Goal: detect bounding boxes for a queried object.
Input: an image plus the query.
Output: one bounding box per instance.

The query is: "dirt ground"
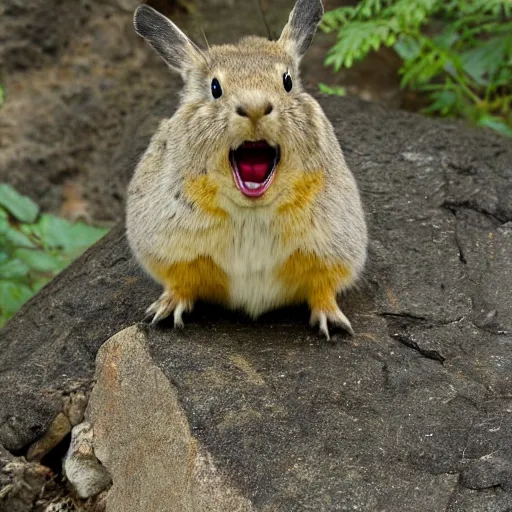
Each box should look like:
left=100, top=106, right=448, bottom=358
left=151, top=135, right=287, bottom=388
left=0, top=0, right=405, bottom=224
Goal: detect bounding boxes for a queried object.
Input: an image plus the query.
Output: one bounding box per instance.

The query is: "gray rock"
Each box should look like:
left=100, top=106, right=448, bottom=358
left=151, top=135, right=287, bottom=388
left=0, top=445, right=54, bottom=512
left=461, top=455, right=512, bottom=491
left=1, top=96, right=512, bottom=510
left=83, top=326, right=252, bottom=511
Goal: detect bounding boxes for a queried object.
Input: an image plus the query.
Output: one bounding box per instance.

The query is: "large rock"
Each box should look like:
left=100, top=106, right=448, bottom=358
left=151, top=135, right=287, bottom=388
left=1, top=95, right=512, bottom=510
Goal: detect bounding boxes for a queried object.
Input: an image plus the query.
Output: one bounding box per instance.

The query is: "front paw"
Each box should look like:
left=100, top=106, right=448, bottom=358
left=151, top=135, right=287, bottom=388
left=145, top=291, right=193, bottom=328
left=309, top=306, right=354, bottom=340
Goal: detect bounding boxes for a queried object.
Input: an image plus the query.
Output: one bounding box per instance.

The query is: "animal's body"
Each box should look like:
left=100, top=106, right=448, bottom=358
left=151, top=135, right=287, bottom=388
left=126, top=0, right=367, bottom=338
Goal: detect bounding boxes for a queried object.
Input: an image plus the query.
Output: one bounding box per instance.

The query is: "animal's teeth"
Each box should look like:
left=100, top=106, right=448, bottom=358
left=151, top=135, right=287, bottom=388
left=244, top=181, right=261, bottom=189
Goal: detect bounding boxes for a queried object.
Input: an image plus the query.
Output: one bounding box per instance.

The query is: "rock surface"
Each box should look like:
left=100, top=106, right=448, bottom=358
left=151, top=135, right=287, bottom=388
left=64, top=422, right=112, bottom=499
left=1, top=95, right=512, bottom=510
left=84, top=326, right=252, bottom=511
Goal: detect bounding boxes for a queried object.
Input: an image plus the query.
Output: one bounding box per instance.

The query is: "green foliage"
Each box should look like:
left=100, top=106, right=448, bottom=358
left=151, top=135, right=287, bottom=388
left=0, top=184, right=109, bottom=327
left=321, top=0, right=512, bottom=136
left=318, top=83, right=347, bottom=96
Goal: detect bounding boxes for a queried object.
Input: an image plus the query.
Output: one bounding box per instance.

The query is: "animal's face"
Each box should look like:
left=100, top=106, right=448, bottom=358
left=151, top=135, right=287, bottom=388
left=133, top=0, right=324, bottom=207
left=180, top=40, right=307, bottom=205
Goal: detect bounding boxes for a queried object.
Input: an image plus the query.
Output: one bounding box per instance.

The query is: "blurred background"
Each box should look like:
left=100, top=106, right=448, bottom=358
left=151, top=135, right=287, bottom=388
left=0, top=0, right=511, bottom=325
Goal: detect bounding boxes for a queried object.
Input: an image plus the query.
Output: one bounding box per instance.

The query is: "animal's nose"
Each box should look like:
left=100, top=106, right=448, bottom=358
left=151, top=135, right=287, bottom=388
left=236, top=102, right=273, bottom=120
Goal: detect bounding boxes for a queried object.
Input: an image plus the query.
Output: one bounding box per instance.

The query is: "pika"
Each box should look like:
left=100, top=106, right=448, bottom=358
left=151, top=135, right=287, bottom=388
left=126, top=0, right=368, bottom=339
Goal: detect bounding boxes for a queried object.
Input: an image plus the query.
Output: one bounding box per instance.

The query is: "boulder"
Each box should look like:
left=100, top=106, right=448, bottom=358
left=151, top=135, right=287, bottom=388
left=1, top=95, right=512, bottom=510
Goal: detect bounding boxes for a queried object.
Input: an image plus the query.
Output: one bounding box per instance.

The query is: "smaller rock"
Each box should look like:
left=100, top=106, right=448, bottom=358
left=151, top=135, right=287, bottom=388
left=26, top=413, right=71, bottom=462
left=63, top=392, right=88, bottom=427
left=64, top=423, right=112, bottom=499
left=0, top=444, right=55, bottom=512
left=43, top=497, right=76, bottom=512
left=86, top=325, right=253, bottom=511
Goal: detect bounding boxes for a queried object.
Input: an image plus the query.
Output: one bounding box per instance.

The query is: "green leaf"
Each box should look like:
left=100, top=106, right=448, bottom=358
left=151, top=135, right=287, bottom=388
left=433, top=27, right=459, bottom=50
left=0, top=281, right=34, bottom=318
left=0, top=208, right=8, bottom=233
left=422, top=89, right=459, bottom=115
left=0, top=184, right=39, bottom=223
left=325, top=20, right=395, bottom=70
left=477, top=116, right=512, bottom=137
left=390, top=0, right=436, bottom=28
left=32, top=278, right=51, bottom=293
left=459, top=36, right=508, bottom=85
left=385, top=33, right=397, bottom=46
left=13, top=248, right=63, bottom=273
left=32, top=215, right=108, bottom=255
left=394, top=35, right=421, bottom=60
left=360, top=4, right=372, bottom=17
left=318, top=83, right=347, bottom=96
left=0, top=184, right=109, bottom=323
left=4, top=225, right=37, bottom=249
left=320, top=6, right=354, bottom=32
left=0, top=259, right=30, bottom=280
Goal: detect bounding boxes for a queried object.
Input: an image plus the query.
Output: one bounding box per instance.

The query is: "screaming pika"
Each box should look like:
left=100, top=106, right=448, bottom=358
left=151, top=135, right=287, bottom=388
left=126, top=0, right=368, bottom=339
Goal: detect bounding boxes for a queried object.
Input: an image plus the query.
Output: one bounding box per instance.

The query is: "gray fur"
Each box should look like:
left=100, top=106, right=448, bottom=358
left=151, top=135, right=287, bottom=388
left=279, top=0, right=324, bottom=59
left=133, top=4, right=203, bottom=74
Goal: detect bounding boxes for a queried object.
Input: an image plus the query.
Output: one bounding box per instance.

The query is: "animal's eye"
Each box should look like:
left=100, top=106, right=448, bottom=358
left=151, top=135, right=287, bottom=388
left=211, top=78, right=222, bottom=99
left=283, top=72, right=292, bottom=92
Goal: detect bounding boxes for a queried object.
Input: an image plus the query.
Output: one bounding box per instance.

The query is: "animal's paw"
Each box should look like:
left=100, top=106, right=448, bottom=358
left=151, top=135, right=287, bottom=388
left=309, top=306, right=354, bottom=340
left=145, top=291, right=193, bottom=328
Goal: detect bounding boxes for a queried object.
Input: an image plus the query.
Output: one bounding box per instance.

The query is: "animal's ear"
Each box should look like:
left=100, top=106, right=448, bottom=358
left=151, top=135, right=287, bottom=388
left=133, top=4, right=204, bottom=75
left=278, top=0, right=324, bottom=61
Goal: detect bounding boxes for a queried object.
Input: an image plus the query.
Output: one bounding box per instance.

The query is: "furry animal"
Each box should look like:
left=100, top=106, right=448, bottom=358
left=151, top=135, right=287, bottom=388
left=126, top=0, right=367, bottom=339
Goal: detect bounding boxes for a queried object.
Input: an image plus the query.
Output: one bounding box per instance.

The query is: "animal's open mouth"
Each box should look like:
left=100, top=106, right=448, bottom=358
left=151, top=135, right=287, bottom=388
left=229, top=141, right=280, bottom=198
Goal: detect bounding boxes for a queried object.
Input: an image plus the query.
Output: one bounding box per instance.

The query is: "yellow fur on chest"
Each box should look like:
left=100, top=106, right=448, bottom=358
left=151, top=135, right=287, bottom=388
left=146, top=170, right=349, bottom=315
left=184, top=174, right=229, bottom=219
left=277, top=251, right=350, bottom=311
left=275, top=170, right=325, bottom=242
left=147, top=249, right=350, bottom=316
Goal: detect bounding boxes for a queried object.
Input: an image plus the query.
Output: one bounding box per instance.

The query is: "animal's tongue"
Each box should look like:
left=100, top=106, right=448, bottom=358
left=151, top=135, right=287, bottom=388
left=238, top=154, right=272, bottom=183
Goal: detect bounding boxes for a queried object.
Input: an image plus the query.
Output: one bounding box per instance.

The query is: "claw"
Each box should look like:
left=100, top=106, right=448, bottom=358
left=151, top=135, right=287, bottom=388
left=173, top=300, right=193, bottom=328
left=310, top=306, right=354, bottom=340
left=152, top=304, right=170, bottom=324
left=146, top=291, right=192, bottom=328
left=146, top=292, right=175, bottom=324
left=332, top=308, right=354, bottom=336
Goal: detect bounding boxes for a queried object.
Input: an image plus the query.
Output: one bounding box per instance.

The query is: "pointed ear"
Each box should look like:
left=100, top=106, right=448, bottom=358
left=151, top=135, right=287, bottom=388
left=133, top=4, right=204, bottom=75
left=278, top=0, right=324, bottom=61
